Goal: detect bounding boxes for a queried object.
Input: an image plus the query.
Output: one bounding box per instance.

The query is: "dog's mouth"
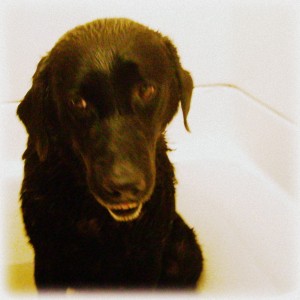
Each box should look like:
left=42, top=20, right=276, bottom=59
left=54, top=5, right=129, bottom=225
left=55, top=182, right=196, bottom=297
left=107, top=202, right=143, bottom=222
left=93, top=196, right=143, bottom=222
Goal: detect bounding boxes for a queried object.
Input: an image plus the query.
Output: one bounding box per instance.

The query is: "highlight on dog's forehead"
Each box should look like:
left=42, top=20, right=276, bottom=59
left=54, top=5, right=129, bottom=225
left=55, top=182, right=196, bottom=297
left=82, top=58, right=141, bottom=85
left=91, top=46, right=169, bottom=84
left=93, top=48, right=116, bottom=74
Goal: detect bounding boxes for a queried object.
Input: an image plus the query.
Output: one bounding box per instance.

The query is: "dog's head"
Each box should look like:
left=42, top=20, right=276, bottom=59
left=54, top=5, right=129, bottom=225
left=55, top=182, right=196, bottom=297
left=17, top=19, right=193, bottom=222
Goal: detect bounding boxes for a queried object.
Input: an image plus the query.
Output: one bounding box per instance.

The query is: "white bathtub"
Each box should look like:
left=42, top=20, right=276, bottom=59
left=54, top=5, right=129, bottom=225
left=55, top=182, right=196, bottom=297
left=168, top=86, right=300, bottom=298
left=1, top=85, right=299, bottom=298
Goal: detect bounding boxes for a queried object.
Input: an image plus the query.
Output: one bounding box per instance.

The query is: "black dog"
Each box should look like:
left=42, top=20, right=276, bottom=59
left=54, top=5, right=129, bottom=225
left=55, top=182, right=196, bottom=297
left=17, top=18, right=203, bottom=291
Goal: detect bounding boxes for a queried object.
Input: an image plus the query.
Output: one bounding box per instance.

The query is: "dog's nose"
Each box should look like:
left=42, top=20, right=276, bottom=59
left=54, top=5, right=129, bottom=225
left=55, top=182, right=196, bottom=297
left=103, top=163, right=146, bottom=200
left=103, top=176, right=146, bottom=200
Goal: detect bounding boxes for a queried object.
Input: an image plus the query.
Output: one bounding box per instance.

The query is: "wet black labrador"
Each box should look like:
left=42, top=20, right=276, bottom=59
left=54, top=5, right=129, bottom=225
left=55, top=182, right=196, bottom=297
left=17, top=18, right=203, bottom=291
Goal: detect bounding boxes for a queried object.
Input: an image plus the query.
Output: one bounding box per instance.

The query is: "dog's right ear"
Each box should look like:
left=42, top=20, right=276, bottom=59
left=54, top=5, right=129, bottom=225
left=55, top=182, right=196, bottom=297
left=163, top=38, right=194, bottom=132
left=17, top=56, right=51, bottom=161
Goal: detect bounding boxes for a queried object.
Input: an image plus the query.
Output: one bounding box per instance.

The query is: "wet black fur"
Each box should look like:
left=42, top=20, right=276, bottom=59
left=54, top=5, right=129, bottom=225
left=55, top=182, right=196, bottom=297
left=17, top=18, right=203, bottom=291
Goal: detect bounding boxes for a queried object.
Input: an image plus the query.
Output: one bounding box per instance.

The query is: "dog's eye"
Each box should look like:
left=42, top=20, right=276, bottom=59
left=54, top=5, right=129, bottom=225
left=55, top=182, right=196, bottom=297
left=133, top=83, right=156, bottom=103
left=70, top=98, right=87, bottom=109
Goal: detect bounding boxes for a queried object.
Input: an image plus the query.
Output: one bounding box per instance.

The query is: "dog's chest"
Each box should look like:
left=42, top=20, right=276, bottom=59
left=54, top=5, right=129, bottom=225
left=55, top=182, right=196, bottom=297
left=75, top=217, right=147, bottom=251
left=73, top=216, right=160, bottom=276
left=76, top=218, right=103, bottom=238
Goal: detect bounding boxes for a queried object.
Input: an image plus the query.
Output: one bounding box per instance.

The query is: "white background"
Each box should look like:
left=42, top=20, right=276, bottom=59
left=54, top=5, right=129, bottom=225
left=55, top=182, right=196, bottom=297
left=1, top=0, right=300, bottom=298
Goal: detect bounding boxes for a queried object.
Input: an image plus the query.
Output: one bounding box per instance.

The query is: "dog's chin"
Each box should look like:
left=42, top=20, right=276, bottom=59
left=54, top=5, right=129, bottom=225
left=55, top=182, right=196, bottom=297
left=94, top=196, right=143, bottom=222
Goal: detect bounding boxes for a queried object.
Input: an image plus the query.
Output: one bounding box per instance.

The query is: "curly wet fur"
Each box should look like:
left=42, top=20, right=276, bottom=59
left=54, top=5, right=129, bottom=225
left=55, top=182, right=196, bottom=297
left=17, top=18, right=203, bottom=291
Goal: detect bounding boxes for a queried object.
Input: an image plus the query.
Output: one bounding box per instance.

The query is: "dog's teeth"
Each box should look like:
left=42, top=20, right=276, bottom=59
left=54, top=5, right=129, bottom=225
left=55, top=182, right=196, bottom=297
left=109, top=203, right=138, bottom=210
left=107, top=203, right=143, bottom=222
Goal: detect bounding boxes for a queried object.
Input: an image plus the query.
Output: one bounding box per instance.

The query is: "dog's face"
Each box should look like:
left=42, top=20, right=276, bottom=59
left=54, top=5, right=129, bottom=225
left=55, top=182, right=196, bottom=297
left=17, top=19, right=193, bottom=222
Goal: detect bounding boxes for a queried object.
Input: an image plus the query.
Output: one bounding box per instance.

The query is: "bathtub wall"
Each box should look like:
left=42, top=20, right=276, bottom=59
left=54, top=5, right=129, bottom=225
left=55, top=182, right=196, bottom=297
left=1, top=0, right=299, bottom=121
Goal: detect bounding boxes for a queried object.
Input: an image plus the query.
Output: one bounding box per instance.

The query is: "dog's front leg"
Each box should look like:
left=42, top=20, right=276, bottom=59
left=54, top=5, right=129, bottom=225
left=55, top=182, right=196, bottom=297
left=34, top=248, right=70, bottom=293
left=158, top=214, right=203, bottom=289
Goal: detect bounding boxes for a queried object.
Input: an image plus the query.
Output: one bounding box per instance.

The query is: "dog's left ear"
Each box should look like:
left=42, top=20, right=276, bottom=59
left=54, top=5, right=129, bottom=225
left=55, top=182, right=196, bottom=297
left=178, top=69, right=193, bottom=132
left=17, top=55, right=51, bottom=161
left=164, top=38, right=193, bottom=132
